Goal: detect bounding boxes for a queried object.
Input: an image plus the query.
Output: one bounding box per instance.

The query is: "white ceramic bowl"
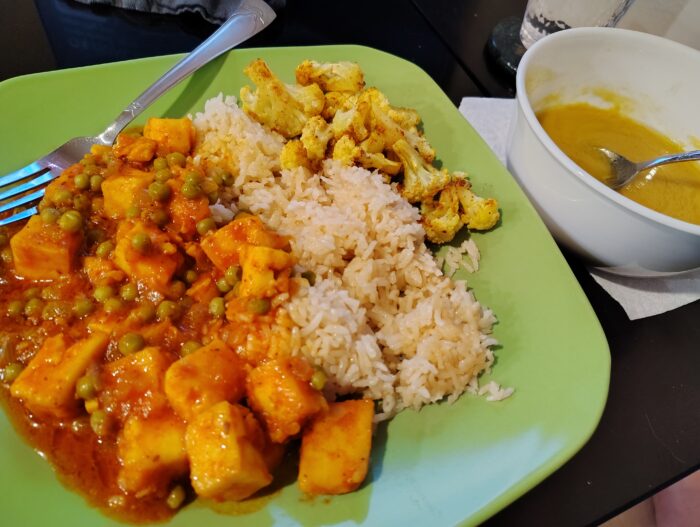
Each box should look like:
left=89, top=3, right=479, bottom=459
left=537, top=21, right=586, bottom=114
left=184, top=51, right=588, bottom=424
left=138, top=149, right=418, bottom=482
left=507, top=27, right=700, bottom=276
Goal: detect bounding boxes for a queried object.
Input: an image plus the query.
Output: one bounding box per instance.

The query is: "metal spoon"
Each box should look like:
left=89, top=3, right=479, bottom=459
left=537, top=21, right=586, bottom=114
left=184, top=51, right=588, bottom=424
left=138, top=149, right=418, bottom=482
left=598, top=147, right=700, bottom=189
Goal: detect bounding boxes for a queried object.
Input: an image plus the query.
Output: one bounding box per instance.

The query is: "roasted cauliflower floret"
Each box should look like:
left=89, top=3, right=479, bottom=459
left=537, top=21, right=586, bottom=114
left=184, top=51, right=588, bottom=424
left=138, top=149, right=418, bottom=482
left=321, top=91, right=354, bottom=120
left=332, top=135, right=361, bottom=166
left=421, top=177, right=500, bottom=243
left=240, top=59, right=325, bottom=138
left=301, top=116, right=333, bottom=161
left=331, top=96, right=370, bottom=142
left=366, top=88, right=436, bottom=163
left=391, top=138, right=450, bottom=203
left=358, top=151, right=401, bottom=175
left=280, top=139, right=313, bottom=171
left=295, top=60, right=365, bottom=93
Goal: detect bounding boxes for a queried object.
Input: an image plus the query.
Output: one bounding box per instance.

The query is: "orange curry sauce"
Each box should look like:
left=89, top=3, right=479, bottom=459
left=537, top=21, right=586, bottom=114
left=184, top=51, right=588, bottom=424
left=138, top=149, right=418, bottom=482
left=0, top=117, right=372, bottom=522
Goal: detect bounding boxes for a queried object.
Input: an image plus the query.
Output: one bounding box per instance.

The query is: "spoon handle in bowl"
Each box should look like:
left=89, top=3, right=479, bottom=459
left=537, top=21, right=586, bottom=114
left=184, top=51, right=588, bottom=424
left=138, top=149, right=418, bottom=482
left=640, top=150, right=700, bottom=171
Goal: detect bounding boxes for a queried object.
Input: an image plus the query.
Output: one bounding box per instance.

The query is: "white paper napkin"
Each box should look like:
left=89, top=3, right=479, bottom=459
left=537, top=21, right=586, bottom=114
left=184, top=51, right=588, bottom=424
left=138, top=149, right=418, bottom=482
left=458, top=97, right=700, bottom=320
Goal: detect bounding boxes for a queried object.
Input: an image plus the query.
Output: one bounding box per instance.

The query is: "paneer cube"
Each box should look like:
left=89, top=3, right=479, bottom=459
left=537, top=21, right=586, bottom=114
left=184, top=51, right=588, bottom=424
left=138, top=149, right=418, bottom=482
left=238, top=245, right=295, bottom=298
left=201, top=215, right=290, bottom=272
left=117, top=410, right=188, bottom=497
left=185, top=401, right=272, bottom=501
left=11, top=332, right=109, bottom=418
left=185, top=273, right=219, bottom=304
left=100, top=346, right=173, bottom=421
left=113, top=134, right=158, bottom=163
left=143, top=117, right=195, bottom=156
left=167, top=184, right=210, bottom=238
left=10, top=215, right=83, bottom=280
left=246, top=358, right=327, bottom=443
left=83, top=256, right=126, bottom=286
left=298, top=399, right=374, bottom=495
left=101, top=168, right=153, bottom=219
left=113, top=220, right=182, bottom=293
left=164, top=340, right=247, bottom=422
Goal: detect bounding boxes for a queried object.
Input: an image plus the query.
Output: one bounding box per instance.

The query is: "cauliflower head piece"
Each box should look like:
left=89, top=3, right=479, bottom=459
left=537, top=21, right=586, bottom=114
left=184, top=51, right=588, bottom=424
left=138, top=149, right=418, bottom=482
left=391, top=138, right=450, bottom=203
left=295, top=60, right=365, bottom=93
left=420, top=176, right=500, bottom=244
left=240, top=59, right=325, bottom=138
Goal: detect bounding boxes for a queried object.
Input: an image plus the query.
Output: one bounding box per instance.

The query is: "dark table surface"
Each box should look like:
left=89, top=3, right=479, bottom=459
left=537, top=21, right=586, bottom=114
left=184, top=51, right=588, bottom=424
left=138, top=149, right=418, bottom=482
left=2, top=1, right=699, bottom=526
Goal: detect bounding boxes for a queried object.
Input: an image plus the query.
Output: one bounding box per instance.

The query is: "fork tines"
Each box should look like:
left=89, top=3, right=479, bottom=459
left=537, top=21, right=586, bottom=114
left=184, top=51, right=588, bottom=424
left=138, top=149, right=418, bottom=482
left=0, top=162, right=59, bottom=226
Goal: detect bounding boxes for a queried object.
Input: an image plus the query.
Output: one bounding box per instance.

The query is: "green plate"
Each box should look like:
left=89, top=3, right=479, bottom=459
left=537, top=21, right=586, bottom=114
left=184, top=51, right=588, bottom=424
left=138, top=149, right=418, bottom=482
left=0, top=45, right=609, bottom=526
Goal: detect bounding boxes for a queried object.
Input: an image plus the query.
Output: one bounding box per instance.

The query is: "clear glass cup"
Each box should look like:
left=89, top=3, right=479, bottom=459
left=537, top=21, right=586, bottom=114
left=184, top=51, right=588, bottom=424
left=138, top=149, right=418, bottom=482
left=520, top=0, right=637, bottom=48
left=487, top=0, right=636, bottom=76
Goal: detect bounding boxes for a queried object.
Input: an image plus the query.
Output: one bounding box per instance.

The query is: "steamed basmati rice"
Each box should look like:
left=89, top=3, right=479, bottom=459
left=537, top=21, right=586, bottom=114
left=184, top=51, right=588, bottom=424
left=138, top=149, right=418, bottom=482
left=192, top=94, right=507, bottom=420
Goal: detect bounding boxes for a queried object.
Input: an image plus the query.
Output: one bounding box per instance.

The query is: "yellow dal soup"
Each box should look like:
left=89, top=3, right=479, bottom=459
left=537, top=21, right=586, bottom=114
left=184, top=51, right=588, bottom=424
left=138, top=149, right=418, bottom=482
left=537, top=103, right=700, bottom=225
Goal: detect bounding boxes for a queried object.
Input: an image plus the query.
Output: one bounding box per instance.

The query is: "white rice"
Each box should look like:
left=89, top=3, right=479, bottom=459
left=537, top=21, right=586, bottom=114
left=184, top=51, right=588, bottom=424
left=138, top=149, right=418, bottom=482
left=192, top=94, right=508, bottom=419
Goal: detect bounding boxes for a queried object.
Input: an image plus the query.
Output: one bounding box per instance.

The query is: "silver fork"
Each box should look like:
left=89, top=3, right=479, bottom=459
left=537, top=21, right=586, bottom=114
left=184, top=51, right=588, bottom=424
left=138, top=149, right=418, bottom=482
left=0, top=0, right=275, bottom=227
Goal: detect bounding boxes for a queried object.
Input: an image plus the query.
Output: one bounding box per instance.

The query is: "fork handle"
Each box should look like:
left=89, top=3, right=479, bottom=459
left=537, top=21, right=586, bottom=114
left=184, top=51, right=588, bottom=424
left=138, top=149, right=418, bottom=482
left=98, top=0, right=276, bottom=145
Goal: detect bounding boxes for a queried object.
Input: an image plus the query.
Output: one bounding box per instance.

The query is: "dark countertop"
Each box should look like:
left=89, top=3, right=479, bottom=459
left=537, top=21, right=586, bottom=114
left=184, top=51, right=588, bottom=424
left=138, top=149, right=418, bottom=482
left=2, top=1, right=699, bottom=526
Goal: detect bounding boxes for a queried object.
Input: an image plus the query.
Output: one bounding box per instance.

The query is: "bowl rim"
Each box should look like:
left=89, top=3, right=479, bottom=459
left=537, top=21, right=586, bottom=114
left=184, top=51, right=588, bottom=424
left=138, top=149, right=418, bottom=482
left=515, top=26, right=700, bottom=237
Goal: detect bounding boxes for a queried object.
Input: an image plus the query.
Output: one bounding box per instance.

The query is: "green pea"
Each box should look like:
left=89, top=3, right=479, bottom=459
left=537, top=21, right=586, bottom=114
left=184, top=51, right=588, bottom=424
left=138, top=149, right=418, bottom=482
left=81, top=154, right=96, bottom=165
left=169, top=280, right=186, bottom=299
left=89, top=175, right=104, bottom=193
left=52, top=188, right=73, bottom=206
left=40, top=286, right=59, bottom=300
left=184, top=269, right=198, bottom=285
left=181, top=340, right=201, bottom=356
left=148, top=181, right=171, bottom=202
left=166, top=485, right=186, bottom=510
left=74, top=172, right=90, bottom=190
left=2, top=363, right=23, bottom=383
left=216, top=277, right=232, bottom=294
left=155, top=168, right=172, bottom=182
left=89, top=409, right=111, bottom=436
left=184, top=170, right=201, bottom=186
left=131, top=232, right=151, bottom=252
left=95, top=241, right=114, bottom=258
left=120, top=283, right=138, bottom=302
left=125, top=204, right=141, bottom=219
left=58, top=210, right=83, bottom=233
left=207, top=191, right=220, bottom=204
left=103, top=297, right=124, bottom=314
left=221, top=171, right=235, bottom=186
left=224, top=266, right=242, bottom=286
left=24, top=298, right=44, bottom=317
left=24, top=287, right=41, bottom=299
left=310, top=368, right=327, bottom=391
left=131, top=302, right=156, bottom=324
left=73, top=298, right=94, bottom=317
left=148, top=209, right=169, bottom=228
left=93, top=285, right=115, bottom=303
left=118, top=332, right=145, bottom=355
left=207, top=167, right=225, bottom=185
left=40, top=207, right=61, bottom=224
left=153, top=157, right=168, bottom=171
left=196, top=217, right=216, bottom=236
left=73, top=194, right=91, bottom=212
left=83, top=163, right=101, bottom=176
left=7, top=300, right=24, bottom=317
left=157, top=300, right=178, bottom=320
left=181, top=181, right=202, bottom=200
left=0, top=247, right=12, bottom=265
left=247, top=298, right=271, bottom=315
left=75, top=374, right=97, bottom=400
left=42, top=301, right=70, bottom=321
left=301, top=270, right=316, bottom=286
left=209, top=297, right=225, bottom=318
left=0, top=231, right=7, bottom=247
left=166, top=152, right=186, bottom=168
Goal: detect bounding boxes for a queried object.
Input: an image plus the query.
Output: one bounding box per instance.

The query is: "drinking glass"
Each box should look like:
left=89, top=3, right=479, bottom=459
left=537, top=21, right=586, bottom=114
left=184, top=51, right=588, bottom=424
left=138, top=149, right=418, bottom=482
left=488, top=0, right=636, bottom=76
left=520, top=0, right=636, bottom=48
